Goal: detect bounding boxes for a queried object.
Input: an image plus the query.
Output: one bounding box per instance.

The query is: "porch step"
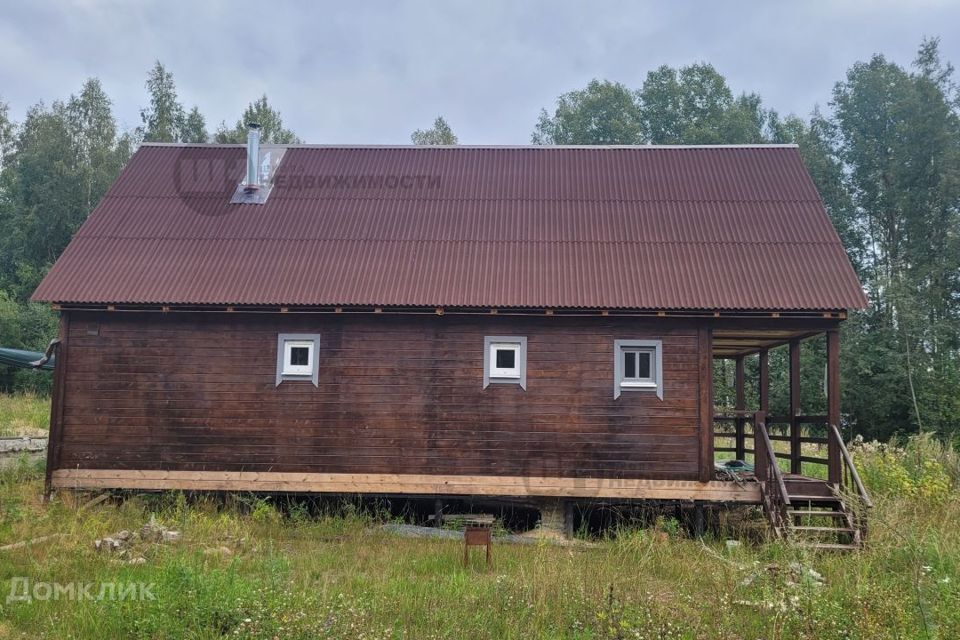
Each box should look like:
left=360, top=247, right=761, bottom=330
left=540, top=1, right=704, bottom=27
left=790, top=510, right=847, bottom=518
left=788, top=503, right=859, bottom=550
left=788, top=494, right=841, bottom=503
left=783, top=479, right=834, bottom=497
left=791, top=525, right=855, bottom=534
left=796, top=542, right=860, bottom=552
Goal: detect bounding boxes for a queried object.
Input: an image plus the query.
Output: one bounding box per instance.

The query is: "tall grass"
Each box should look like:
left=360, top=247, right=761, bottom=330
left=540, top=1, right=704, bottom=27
left=0, top=436, right=957, bottom=638
left=0, top=392, right=49, bottom=437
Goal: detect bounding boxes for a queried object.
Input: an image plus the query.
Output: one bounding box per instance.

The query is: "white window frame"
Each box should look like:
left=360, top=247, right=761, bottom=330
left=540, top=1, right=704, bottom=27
left=620, top=348, right=655, bottom=387
left=283, top=340, right=314, bottom=376
left=614, top=339, right=663, bottom=400
left=276, top=333, right=321, bottom=386
left=483, top=336, right=527, bottom=390
left=490, top=342, right=521, bottom=378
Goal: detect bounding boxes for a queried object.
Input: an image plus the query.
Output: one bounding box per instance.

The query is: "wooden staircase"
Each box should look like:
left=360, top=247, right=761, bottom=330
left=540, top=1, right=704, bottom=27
left=748, top=412, right=872, bottom=551
left=783, top=477, right=861, bottom=551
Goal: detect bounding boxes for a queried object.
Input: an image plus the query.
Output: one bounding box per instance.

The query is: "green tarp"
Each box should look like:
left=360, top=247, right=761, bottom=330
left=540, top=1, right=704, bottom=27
left=0, top=347, right=55, bottom=371
left=715, top=459, right=755, bottom=473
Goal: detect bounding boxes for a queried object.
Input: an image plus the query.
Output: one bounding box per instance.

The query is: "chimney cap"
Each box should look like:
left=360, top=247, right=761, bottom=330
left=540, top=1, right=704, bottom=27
left=247, top=122, right=261, bottom=130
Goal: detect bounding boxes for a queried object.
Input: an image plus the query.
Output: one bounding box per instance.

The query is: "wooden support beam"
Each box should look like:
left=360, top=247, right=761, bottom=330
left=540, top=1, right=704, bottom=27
left=564, top=501, right=575, bottom=539
left=759, top=349, right=770, bottom=415
left=51, top=470, right=762, bottom=503
left=827, top=329, right=842, bottom=486
left=692, top=502, right=706, bottom=538
left=734, top=356, right=746, bottom=461
left=789, top=339, right=802, bottom=474
left=698, top=324, right=714, bottom=482
left=753, top=411, right=769, bottom=485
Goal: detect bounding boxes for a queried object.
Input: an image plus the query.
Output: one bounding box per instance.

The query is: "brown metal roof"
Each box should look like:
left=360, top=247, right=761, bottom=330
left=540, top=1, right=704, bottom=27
left=32, top=144, right=867, bottom=311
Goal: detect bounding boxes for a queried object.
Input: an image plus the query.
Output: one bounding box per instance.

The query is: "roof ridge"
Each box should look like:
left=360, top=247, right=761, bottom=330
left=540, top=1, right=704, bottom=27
left=138, top=142, right=800, bottom=150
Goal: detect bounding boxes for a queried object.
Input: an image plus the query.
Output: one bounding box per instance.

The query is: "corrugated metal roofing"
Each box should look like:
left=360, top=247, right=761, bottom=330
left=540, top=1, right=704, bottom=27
left=32, top=144, right=867, bottom=311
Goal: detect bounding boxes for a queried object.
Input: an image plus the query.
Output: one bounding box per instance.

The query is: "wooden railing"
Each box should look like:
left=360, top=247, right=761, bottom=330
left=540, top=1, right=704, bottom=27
left=715, top=411, right=791, bottom=534
left=714, top=411, right=872, bottom=542
left=713, top=411, right=755, bottom=460
left=825, top=424, right=870, bottom=504
left=752, top=412, right=791, bottom=535
left=766, top=415, right=830, bottom=472
left=829, top=423, right=873, bottom=538
left=716, top=413, right=832, bottom=469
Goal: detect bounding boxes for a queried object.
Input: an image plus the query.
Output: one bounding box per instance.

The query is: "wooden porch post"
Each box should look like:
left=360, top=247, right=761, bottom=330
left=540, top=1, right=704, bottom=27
left=789, top=340, right=802, bottom=474
left=734, top=356, right=746, bottom=461
left=759, top=349, right=770, bottom=415
left=698, top=324, right=714, bottom=482
left=827, top=329, right=842, bottom=486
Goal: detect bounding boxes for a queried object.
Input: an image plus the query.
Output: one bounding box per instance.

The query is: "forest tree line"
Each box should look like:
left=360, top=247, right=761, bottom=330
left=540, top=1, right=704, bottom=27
left=1, top=40, right=958, bottom=443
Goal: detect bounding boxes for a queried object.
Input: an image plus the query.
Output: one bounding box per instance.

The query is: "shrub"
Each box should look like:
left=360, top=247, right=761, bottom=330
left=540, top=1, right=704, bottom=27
left=851, top=432, right=957, bottom=504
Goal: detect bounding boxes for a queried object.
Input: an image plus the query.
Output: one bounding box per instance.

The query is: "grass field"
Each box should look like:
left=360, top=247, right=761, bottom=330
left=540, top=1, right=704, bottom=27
left=0, top=393, right=48, bottom=438
left=0, top=394, right=957, bottom=638
left=0, top=437, right=957, bottom=639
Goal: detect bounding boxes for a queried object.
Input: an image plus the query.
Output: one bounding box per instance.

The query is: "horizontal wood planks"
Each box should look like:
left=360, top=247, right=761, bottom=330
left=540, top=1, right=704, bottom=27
left=51, top=469, right=762, bottom=502
left=57, top=311, right=704, bottom=487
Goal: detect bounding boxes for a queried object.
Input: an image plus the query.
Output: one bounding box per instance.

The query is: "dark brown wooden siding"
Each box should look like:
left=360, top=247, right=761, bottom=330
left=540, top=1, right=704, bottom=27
left=56, top=311, right=706, bottom=480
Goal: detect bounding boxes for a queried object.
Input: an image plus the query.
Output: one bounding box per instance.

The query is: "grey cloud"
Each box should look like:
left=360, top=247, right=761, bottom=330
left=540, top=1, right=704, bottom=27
left=0, top=0, right=957, bottom=143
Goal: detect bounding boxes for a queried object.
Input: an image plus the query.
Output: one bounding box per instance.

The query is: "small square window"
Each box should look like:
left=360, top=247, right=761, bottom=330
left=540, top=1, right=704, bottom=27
left=490, top=343, right=520, bottom=378
left=484, top=336, right=527, bottom=389
left=289, top=346, right=309, bottom=366
left=495, top=348, right=516, bottom=370
left=283, top=340, right=314, bottom=376
left=276, top=334, right=320, bottom=386
left=614, top=340, right=663, bottom=400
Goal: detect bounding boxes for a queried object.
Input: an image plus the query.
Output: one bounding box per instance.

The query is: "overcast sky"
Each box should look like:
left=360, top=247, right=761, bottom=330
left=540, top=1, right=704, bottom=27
left=1, top=1, right=958, bottom=144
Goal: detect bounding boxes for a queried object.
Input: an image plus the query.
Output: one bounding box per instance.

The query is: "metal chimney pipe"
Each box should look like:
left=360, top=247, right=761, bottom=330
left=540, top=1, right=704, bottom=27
left=245, top=123, right=261, bottom=191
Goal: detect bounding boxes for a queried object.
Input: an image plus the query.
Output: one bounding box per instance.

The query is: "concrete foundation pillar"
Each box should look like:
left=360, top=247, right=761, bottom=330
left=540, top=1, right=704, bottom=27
left=534, top=499, right=570, bottom=539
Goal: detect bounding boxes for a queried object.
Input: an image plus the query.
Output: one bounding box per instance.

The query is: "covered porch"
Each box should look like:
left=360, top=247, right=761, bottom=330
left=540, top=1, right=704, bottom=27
left=708, top=319, right=872, bottom=548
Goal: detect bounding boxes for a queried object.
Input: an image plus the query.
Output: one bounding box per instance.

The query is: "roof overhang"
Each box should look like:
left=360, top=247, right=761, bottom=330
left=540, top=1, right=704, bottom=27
left=49, top=302, right=849, bottom=320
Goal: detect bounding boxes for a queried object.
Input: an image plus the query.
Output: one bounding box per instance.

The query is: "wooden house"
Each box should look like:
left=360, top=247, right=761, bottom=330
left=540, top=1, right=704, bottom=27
left=33, top=132, right=871, bottom=545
